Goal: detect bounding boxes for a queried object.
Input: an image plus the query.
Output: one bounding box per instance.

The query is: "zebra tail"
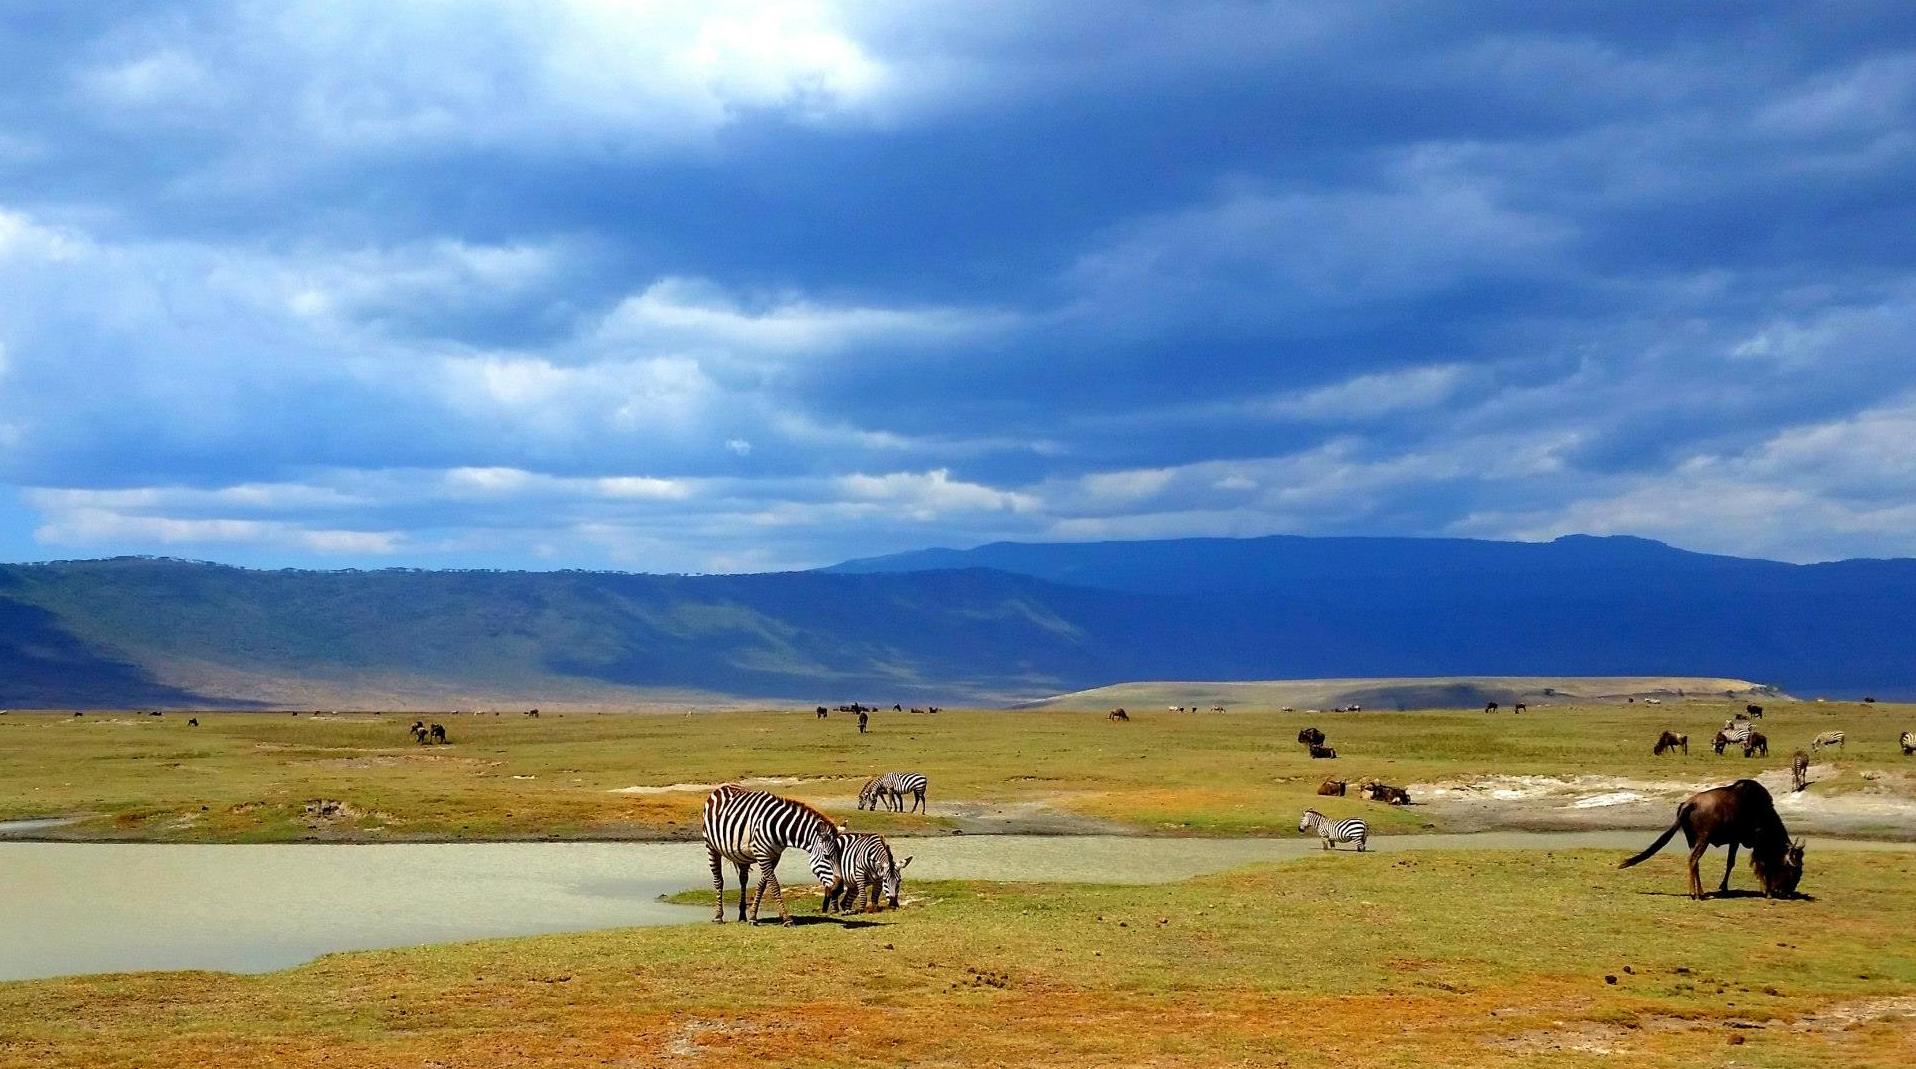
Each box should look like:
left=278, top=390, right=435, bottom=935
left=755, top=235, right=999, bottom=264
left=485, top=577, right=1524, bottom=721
left=1619, top=810, right=1685, bottom=869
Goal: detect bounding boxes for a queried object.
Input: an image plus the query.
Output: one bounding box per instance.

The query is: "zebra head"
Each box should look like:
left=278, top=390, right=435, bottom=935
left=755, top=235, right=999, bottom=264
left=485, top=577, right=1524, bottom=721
left=856, top=777, right=881, bottom=811
left=1298, top=809, right=1322, bottom=833
left=883, top=854, right=912, bottom=908
left=806, top=825, right=846, bottom=895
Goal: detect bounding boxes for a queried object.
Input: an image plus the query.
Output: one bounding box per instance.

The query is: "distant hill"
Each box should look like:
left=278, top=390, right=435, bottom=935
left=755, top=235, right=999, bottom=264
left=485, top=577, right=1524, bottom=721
left=1019, top=676, right=1782, bottom=713
left=3, top=532, right=1914, bottom=707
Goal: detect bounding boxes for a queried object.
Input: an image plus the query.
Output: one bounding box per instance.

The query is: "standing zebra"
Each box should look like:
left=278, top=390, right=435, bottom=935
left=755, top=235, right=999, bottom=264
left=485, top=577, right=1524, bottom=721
left=1811, top=730, right=1846, bottom=753
left=811, top=832, right=913, bottom=914
left=858, top=771, right=929, bottom=814
left=1298, top=808, right=1369, bottom=851
left=702, top=784, right=844, bottom=926
left=1791, top=750, right=1810, bottom=791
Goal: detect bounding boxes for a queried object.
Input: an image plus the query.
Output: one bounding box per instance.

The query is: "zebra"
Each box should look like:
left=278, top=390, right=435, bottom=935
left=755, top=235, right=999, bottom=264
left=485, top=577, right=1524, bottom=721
left=811, top=832, right=913, bottom=914
left=1298, top=808, right=1368, bottom=851
left=1713, top=720, right=1752, bottom=754
left=701, top=784, right=844, bottom=926
left=858, top=772, right=929, bottom=814
left=1791, top=750, right=1810, bottom=791
left=1811, top=730, right=1846, bottom=753
left=1902, top=731, right=1915, bottom=756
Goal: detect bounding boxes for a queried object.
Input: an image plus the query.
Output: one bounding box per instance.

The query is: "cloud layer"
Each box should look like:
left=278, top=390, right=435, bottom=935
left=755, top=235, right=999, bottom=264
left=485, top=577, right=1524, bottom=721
left=2, top=1, right=1914, bottom=570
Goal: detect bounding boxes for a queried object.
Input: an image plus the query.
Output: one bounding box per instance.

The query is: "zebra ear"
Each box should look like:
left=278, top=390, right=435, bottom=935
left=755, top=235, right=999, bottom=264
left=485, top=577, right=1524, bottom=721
left=836, top=823, right=850, bottom=835
left=898, top=855, right=912, bottom=871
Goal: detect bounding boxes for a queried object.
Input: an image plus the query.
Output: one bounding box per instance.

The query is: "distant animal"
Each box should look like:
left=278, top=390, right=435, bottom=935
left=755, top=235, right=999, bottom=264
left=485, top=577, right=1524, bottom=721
left=1297, top=727, right=1325, bottom=747
left=1317, top=778, right=1347, bottom=797
left=1746, top=704, right=1764, bottom=719
left=1653, top=730, right=1688, bottom=756
left=1513, top=702, right=1527, bottom=714
left=1643, top=698, right=1663, bottom=705
left=1211, top=705, right=1226, bottom=712
left=1742, top=731, right=1768, bottom=758
left=428, top=723, right=447, bottom=744
left=409, top=721, right=427, bottom=744
left=1863, top=696, right=1878, bottom=704
left=892, top=704, right=903, bottom=712
left=1811, top=731, right=1846, bottom=752
left=813, top=832, right=911, bottom=914
left=908, top=707, right=925, bottom=715
left=1298, top=808, right=1368, bottom=851
left=927, top=706, right=941, bottom=714
left=525, top=708, right=540, bottom=718
left=859, top=771, right=929, bottom=814
left=1358, top=780, right=1410, bottom=804
left=1901, top=732, right=1915, bottom=756
left=1484, top=702, right=1499, bottom=713
left=187, top=718, right=199, bottom=727
left=857, top=710, right=869, bottom=734
left=1617, top=778, right=1804, bottom=899
left=1281, top=706, right=1296, bottom=713
left=816, top=706, right=829, bottom=719
left=1308, top=744, right=1337, bottom=759
left=1107, top=708, right=1130, bottom=722
left=1714, top=721, right=1752, bottom=754
left=148, top=710, right=162, bottom=717
left=702, top=784, right=844, bottom=925
left=1791, top=751, right=1810, bottom=791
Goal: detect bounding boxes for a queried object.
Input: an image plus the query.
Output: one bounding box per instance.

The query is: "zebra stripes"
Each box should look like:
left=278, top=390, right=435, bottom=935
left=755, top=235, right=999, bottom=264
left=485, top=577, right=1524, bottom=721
left=811, top=832, right=913, bottom=913
left=1298, top=808, right=1368, bottom=851
left=858, top=771, right=929, bottom=814
left=1811, top=731, right=1846, bottom=752
left=702, top=784, right=844, bottom=925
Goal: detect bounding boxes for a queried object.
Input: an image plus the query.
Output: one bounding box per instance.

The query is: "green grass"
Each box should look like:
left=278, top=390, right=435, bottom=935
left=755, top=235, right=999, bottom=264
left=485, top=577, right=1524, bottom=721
left=2, top=849, right=1912, bottom=1067
left=2, top=702, right=1911, bottom=842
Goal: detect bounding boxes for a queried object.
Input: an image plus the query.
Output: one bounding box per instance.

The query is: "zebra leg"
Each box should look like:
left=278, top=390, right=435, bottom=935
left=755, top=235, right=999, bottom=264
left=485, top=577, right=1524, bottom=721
left=1356, top=834, right=1367, bottom=853
left=735, top=860, right=752, bottom=922
left=1719, top=842, right=1738, bottom=894
left=913, top=787, right=925, bottom=814
left=709, top=849, right=726, bottom=923
left=761, top=869, right=793, bottom=926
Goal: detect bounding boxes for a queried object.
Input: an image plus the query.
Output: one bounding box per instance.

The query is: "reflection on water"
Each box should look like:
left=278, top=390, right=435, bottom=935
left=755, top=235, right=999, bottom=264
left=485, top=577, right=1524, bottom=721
left=2, top=831, right=1906, bottom=982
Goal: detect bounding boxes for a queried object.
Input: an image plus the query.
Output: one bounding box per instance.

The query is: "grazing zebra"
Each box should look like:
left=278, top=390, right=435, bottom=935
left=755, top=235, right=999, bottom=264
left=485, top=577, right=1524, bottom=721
left=1902, top=731, right=1915, bottom=756
left=1298, top=808, right=1368, bottom=851
left=811, top=832, right=913, bottom=914
left=1714, top=721, right=1752, bottom=754
left=1791, top=750, right=1810, bottom=791
left=1811, top=731, right=1846, bottom=752
left=858, top=772, right=929, bottom=814
left=702, top=784, right=844, bottom=925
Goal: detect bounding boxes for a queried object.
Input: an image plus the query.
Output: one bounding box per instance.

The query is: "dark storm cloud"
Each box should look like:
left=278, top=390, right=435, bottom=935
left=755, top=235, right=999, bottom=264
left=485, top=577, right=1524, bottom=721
left=1, top=1, right=1914, bottom=570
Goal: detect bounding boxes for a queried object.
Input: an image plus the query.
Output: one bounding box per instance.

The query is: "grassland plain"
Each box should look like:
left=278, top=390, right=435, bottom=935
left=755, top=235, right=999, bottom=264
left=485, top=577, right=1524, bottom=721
left=1, top=849, right=1912, bottom=1068
left=1, top=701, right=1911, bottom=842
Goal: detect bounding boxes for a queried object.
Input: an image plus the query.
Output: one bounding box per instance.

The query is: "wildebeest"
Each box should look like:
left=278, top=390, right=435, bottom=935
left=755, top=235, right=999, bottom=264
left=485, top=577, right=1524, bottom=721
left=926, top=706, right=941, bottom=714
left=525, top=708, right=540, bottom=718
left=1742, top=731, right=1768, bottom=758
left=1791, top=750, right=1810, bottom=791
left=1617, top=779, right=1804, bottom=899
left=1484, top=702, right=1500, bottom=713
left=1308, top=744, right=1337, bottom=759
left=1317, top=778, right=1346, bottom=796
left=1653, top=730, right=1688, bottom=756
left=1513, top=702, right=1527, bottom=714
left=1358, top=780, right=1410, bottom=804
left=1107, top=708, right=1130, bottom=722
left=816, top=706, right=829, bottom=719
left=1297, top=727, right=1325, bottom=747
left=1211, top=705, right=1226, bottom=712
left=428, top=723, right=447, bottom=744
left=409, top=720, right=427, bottom=743
left=1901, top=731, right=1915, bottom=756
left=1746, top=703, right=1764, bottom=719
left=187, top=718, right=199, bottom=727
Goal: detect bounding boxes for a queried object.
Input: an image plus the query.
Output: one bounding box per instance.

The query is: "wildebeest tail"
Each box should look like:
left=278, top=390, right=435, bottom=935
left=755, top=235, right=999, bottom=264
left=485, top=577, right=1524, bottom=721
left=1618, top=808, right=1686, bottom=869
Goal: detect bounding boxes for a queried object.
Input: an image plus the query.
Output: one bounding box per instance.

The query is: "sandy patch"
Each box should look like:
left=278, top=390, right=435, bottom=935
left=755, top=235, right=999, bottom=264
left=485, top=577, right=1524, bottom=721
left=611, top=776, right=831, bottom=795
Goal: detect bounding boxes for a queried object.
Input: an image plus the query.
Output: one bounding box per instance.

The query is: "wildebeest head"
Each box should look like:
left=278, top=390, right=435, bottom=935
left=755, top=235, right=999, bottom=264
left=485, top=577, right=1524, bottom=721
left=1758, top=838, right=1806, bottom=897
left=883, top=854, right=912, bottom=908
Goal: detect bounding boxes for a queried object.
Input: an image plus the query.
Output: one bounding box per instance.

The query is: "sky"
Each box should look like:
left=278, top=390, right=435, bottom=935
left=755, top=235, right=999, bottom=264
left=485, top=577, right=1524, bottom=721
left=1, top=1, right=1914, bottom=573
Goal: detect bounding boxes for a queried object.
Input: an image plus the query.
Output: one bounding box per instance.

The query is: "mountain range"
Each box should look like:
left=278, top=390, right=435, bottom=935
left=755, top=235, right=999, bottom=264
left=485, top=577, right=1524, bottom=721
left=2, top=533, right=1912, bottom=707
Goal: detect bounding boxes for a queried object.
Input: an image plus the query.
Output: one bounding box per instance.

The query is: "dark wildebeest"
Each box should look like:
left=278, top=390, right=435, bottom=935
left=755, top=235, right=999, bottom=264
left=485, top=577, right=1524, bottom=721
left=1653, top=730, right=1688, bottom=756
left=1712, top=730, right=1735, bottom=755
left=1513, top=702, right=1527, bottom=714
left=428, top=723, right=447, bottom=744
left=927, top=706, right=941, bottom=714
left=1746, top=703, right=1764, bottom=719
left=1484, top=702, right=1500, bottom=713
left=816, top=706, right=829, bottom=719
left=1618, top=779, right=1805, bottom=899
left=409, top=720, right=427, bottom=744
left=1742, top=731, right=1769, bottom=758
left=892, top=704, right=903, bottom=712
left=1297, top=727, right=1325, bottom=747
left=1107, top=708, right=1130, bottom=722
left=1791, top=750, right=1810, bottom=791
left=526, top=708, right=540, bottom=718
left=1317, top=778, right=1346, bottom=796
left=1308, top=744, right=1337, bottom=759
left=187, top=718, right=199, bottom=727
left=857, top=710, right=869, bottom=734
